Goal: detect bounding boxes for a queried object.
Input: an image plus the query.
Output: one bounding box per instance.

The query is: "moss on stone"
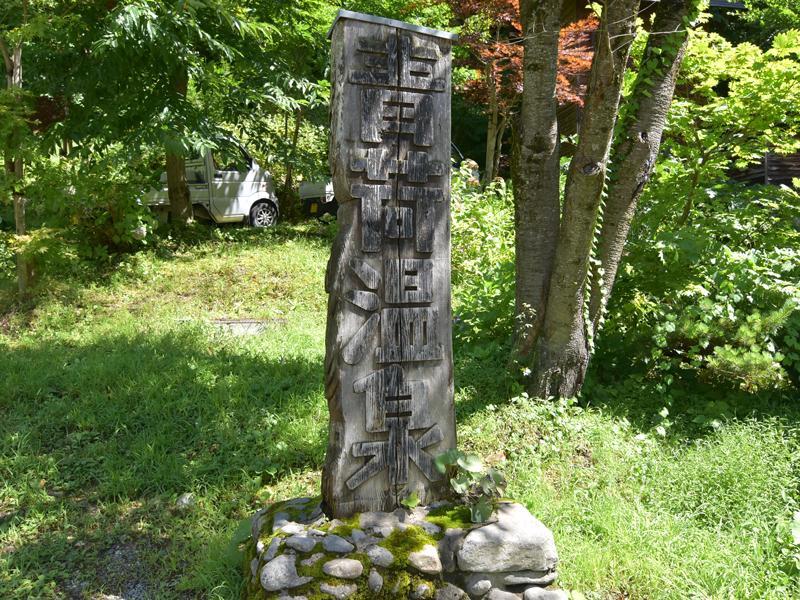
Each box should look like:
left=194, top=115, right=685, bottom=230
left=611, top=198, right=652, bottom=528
left=378, top=525, right=437, bottom=569
left=326, top=514, right=359, bottom=537
left=425, top=504, right=473, bottom=530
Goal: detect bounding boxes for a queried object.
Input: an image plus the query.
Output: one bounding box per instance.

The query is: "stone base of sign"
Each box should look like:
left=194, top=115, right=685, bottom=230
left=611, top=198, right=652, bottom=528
left=243, top=497, right=563, bottom=600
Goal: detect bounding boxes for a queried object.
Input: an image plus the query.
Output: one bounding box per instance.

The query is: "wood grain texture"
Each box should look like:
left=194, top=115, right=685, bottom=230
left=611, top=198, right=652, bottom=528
left=323, top=15, right=455, bottom=517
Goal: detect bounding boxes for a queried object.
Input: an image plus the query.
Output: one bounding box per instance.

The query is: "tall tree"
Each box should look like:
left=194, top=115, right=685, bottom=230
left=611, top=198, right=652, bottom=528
left=514, top=0, right=702, bottom=397
left=1, top=0, right=34, bottom=295
left=446, top=0, right=522, bottom=184
left=72, top=0, right=272, bottom=224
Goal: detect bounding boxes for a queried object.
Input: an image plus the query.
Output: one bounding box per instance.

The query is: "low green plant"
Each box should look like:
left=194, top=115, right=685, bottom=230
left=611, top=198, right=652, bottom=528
left=433, top=449, right=506, bottom=523
left=450, top=160, right=515, bottom=347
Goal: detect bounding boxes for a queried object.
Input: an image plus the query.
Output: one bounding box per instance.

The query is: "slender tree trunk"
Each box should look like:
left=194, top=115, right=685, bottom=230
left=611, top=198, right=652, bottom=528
left=492, top=112, right=508, bottom=182
left=166, top=71, right=192, bottom=223
left=513, top=0, right=565, bottom=358
left=483, top=61, right=500, bottom=184
left=531, top=0, right=641, bottom=398
left=282, top=109, right=303, bottom=197
left=3, top=38, right=30, bottom=295
left=588, top=0, right=695, bottom=337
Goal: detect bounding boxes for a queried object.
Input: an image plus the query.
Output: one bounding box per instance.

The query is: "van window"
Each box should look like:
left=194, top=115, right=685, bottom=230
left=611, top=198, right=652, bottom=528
left=213, top=145, right=249, bottom=172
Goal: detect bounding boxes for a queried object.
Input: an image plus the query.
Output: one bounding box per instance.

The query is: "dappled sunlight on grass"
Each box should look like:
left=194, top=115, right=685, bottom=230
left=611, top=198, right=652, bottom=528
left=1, top=228, right=799, bottom=599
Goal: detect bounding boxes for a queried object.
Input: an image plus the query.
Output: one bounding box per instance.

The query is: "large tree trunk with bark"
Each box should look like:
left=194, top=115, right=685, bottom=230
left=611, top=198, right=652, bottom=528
left=3, top=39, right=31, bottom=295
left=588, top=0, right=694, bottom=336
left=514, top=0, right=697, bottom=398
left=530, top=0, right=640, bottom=397
left=513, top=0, right=565, bottom=358
left=166, top=71, right=192, bottom=224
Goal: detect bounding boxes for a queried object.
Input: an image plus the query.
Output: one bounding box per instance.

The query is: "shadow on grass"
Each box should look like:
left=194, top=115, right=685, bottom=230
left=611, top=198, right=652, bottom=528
left=0, top=327, right=327, bottom=499
left=1, top=325, right=327, bottom=597
left=582, top=364, right=800, bottom=442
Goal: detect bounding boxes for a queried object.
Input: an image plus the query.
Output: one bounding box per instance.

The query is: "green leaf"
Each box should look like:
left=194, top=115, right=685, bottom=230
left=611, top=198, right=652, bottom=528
left=223, top=516, right=253, bottom=566
left=450, top=472, right=471, bottom=495
left=434, top=449, right=461, bottom=474
left=457, top=453, right=483, bottom=473
left=400, top=491, right=421, bottom=510
left=469, top=496, right=493, bottom=523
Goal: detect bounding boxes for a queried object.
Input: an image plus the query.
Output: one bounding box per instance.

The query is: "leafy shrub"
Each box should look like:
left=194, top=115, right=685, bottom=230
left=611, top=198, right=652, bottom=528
left=0, top=231, right=13, bottom=281
left=451, top=161, right=515, bottom=347
left=433, top=448, right=507, bottom=523
left=596, top=182, right=800, bottom=395
left=27, top=146, right=158, bottom=257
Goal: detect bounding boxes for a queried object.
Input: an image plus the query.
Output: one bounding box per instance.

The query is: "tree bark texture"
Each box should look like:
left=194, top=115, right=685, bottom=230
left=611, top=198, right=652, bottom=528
left=531, top=0, right=641, bottom=398
left=166, top=71, right=192, bottom=223
left=513, top=0, right=565, bottom=358
left=588, top=0, right=694, bottom=336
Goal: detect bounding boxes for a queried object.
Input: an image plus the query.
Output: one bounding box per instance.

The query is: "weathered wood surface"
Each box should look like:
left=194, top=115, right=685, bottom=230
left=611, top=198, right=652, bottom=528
left=323, top=11, right=456, bottom=517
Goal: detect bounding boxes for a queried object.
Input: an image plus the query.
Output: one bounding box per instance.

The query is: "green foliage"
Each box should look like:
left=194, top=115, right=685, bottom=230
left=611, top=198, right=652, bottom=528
left=658, top=29, right=800, bottom=199
left=592, top=30, right=800, bottom=399
left=28, top=147, right=159, bottom=255
left=450, top=160, right=515, bottom=347
left=433, top=449, right=506, bottom=523
left=598, top=182, right=800, bottom=395
left=742, top=0, right=800, bottom=47
left=399, top=490, right=421, bottom=510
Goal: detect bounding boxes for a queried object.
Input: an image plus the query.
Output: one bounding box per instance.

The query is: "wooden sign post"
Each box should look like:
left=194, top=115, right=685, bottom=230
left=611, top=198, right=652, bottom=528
left=323, top=10, right=457, bottom=517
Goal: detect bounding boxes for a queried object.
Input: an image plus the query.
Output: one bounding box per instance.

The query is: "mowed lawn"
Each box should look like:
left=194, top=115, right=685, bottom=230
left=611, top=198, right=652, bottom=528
left=1, top=225, right=798, bottom=599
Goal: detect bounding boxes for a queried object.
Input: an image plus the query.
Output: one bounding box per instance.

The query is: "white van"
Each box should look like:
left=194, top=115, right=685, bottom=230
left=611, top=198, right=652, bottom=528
left=146, top=140, right=279, bottom=227
left=299, top=180, right=337, bottom=218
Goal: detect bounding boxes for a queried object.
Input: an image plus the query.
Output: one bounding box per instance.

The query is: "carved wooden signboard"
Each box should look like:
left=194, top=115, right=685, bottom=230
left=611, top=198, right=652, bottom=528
left=323, top=10, right=457, bottom=517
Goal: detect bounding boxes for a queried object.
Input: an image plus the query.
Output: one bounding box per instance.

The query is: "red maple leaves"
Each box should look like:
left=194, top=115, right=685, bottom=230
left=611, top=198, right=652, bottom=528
left=442, top=0, right=597, bottom=111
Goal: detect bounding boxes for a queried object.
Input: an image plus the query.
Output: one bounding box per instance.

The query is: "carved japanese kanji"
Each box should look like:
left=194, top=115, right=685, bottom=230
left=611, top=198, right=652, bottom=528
left=323, top=10, right=457, bottom=517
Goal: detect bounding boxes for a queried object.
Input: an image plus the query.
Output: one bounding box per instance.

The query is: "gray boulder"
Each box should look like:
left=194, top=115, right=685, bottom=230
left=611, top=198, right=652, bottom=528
left=408, top=544, right=443, bottom=575
left=504, top=571, right=557, bottom=587
left=286, top=534, right=317, bottom=553
left=436, top=583, right=469, bottom=599
left=366, top=544, right=394, bottom=568
left=260, top=555, right=312, bottom=592
left=523, top=589, right=568, bottom=600
left=368, top=568, right=383, bottom=593
left=322, top=558, right=364, bottom=579
left=465, top=573, right=492, bottom=597
left=322, top=534, right=355, bottom=553
left=484, top=589, right=519, bottom=600
left=319, top=582, right=357, bottom=599
left=263, top=536, right=282, bottom=561
left=457, top=503, right=557, bottom=573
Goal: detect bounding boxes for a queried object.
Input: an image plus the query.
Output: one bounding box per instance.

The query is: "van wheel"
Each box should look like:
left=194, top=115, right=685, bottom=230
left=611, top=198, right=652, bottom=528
left=250, top=201, right=278, bottom=228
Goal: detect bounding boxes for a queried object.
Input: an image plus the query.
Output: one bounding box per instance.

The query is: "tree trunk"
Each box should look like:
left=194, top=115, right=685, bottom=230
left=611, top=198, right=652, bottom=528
left=282, top=109, right=303, bottom=197
left=531, top=0, right=641, bottom=398
left=588, top=0, right=695, bottom=337
left=3, top=39, right=30, bottom=295
left=483, top=61, right=500, bottom=185
left=513, top=0, right=565, bottom=358
left=492, top=112, right=508, bottom=183
left=166, top=71, right=192, bottom=223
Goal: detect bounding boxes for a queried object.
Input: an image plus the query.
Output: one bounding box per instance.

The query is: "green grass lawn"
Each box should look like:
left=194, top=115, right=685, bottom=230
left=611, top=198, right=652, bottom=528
left=1, top=225, right=798, bottom=599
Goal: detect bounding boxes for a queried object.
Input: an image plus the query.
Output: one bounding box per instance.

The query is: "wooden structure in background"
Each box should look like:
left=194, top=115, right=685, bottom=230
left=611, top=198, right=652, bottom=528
left=731, top=153, right=800, bottom=187
left=322, top=10, right=457, bottom=517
